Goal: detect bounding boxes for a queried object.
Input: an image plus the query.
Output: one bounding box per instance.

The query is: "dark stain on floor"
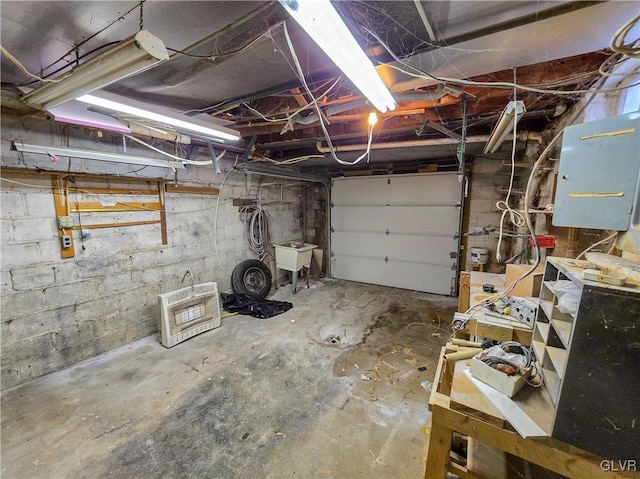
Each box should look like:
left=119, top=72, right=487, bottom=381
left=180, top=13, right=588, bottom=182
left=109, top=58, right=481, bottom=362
left=333, top=300, right=455, bottom=396
left=97, top=347, right=343, bottom=479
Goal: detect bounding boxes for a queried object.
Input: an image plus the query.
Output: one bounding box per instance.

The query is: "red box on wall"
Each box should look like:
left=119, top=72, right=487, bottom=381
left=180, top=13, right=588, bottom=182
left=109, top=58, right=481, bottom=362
left=529, top=235, right=556, bottom=249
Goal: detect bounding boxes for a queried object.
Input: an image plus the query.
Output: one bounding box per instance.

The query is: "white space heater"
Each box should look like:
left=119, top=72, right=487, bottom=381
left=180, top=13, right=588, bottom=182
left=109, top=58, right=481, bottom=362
left=158, top=282, right=221, bottom=348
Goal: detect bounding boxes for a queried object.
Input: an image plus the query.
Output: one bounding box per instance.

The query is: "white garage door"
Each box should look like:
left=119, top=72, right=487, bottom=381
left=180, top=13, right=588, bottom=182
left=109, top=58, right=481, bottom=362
left=331, top=172, right=462, bottom=295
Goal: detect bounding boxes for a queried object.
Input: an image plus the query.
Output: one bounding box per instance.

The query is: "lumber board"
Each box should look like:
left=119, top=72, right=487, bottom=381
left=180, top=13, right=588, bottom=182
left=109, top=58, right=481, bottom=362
left=449, top=361, right=504, bottom=427
left=166, top=184, right=220, bottom=195
left=430, top=403, right=637, bottom=479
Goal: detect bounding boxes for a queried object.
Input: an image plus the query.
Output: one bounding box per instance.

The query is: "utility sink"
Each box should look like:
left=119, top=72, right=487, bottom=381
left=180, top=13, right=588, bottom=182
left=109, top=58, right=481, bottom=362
left=274, top=243, right=318, bottom=293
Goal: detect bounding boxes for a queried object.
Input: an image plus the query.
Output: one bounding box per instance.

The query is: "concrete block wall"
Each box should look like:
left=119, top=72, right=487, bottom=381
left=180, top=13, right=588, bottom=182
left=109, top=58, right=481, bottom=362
left=464, top=153, right=523, bottom=273
left=1, top=118, right=303, bottom=389
left=303, top=182, right=329, bottom=273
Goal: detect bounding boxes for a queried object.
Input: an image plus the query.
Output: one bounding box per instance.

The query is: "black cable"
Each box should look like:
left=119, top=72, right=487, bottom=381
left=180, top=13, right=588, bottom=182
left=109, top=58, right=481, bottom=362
left=18, top=41, right=122, bottom=87
left=33, top=1, right=144, bottom=77
left=70, top=178, right=86, bottom=251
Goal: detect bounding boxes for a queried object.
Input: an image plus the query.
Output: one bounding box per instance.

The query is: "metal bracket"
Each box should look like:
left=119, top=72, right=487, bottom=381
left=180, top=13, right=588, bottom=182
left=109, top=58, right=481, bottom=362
left=416, top=119, right=462, bottom=141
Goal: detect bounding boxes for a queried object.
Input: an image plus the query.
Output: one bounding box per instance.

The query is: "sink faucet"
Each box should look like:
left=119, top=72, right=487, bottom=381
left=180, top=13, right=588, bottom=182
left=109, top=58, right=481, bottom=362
left=182, top=270, right=194, bottom=292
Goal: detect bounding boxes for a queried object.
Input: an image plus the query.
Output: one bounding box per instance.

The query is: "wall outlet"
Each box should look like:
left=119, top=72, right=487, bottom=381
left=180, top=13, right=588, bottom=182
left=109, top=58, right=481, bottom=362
left=61, top=235, right=72, bottom=248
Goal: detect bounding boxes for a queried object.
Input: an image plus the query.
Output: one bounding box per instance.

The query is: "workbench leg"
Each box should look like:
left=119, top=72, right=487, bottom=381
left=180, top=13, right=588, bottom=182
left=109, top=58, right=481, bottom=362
left=425, top=419, right=453, bottom=479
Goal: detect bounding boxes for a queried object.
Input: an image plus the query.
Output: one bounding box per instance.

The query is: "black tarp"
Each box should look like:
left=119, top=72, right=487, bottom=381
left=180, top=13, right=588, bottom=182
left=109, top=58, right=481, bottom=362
left=221, top=293, right=293, bottom=319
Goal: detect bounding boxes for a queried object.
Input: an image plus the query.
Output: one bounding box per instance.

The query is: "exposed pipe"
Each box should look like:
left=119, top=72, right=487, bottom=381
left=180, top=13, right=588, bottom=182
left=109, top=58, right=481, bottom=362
left=316, top=135, right=491, bottom=153
left=315, top=131, right=543, bottom=154
left=286, top=89, right=447, bottom=129
left=124, top=121, right=192, bottom=144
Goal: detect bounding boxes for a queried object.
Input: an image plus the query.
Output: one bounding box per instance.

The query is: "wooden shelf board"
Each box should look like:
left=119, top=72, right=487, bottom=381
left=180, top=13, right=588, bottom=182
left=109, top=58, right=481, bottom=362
left=535, top=322, right=550, bottom=342
left=546, top=346, right=568, bottom=379
left=531, top=340, right=546, bottom=363
left=551, top=319, right=572, bottom=348
left=540, top=300, right=553, bottom=319
left=542, top=368, right=560, bottom=406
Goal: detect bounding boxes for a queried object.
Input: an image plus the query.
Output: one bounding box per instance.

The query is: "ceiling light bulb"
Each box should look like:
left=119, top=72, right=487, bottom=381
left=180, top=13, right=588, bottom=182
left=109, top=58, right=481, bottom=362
left=281, top=0, right=396, bottom=113
left=368, top=112, right=378, bottom=126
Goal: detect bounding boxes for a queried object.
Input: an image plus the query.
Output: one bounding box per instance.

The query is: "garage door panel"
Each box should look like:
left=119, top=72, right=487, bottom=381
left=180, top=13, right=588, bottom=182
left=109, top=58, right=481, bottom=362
left=331, top=177, right=389, bottom=204
left=332, top=232, right=456, bottom=265
left=331, top=206, right=389, bottom=232
left=387, top=206, right=460, bottom=235
left=387, top=235, right=457, bottom=264
left=332, top=231, right=388, bottom=258
left=334, top=205, right=460, bottom=236
left=331, top=255, right=454, bottom=295
left=387, top=173, right=461, bottom=204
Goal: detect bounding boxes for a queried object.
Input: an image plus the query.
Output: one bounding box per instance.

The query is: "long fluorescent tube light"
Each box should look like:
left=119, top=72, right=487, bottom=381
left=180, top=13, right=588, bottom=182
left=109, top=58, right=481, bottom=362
left=280, top=0, right=396, bottom=113
left=77, top=91, right=241, bottom=142
left=484, top=100, right=526, bottom=154
left=21, top=30, right=169, bottom=111
left=12, top=142, right=185, bottom=170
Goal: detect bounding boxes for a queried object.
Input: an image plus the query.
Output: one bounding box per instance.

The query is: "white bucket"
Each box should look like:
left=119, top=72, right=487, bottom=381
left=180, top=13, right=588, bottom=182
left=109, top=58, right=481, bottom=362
left=470, top=247, right=489, bottom=265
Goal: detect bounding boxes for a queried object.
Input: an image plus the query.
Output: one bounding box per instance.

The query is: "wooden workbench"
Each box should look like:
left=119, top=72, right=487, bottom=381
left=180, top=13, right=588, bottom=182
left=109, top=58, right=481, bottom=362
left=425, top=348, right=639, bottom=479
left=458, top=271, right=533, bottom=344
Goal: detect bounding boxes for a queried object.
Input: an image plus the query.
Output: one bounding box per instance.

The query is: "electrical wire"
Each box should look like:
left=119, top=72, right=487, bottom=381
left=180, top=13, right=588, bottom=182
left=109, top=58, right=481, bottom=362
left=166, top=21, right=286, bottom=59
left=363, top=26, right=640, bottom=96
left=610, top=13, right=640, bottom=59
left=576, top=232, right=618, bottom=260
left=239, top=205, right=271, bottom=260
left=282, top=22, right=376, bottom=166
left=69, top=178, right=86, bottom=251
left=0, top=45, right=72, bottom=83
left=495, top=80, right=526, bottom=263
left=31, top=1, right=144, bottom=80
left=0, top=177, right=52, bottom=188
left=124, top=134, right=225, bottom=166
left=213, top=156, right=239, bottom=276
left=241, top=76, right=342, bottom=126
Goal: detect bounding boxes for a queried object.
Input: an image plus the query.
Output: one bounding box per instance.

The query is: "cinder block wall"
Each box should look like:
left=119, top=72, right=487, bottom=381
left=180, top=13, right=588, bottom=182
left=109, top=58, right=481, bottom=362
left=464, top=148, right=528, bottom=272
left=1, top=118, right=302, bottom=390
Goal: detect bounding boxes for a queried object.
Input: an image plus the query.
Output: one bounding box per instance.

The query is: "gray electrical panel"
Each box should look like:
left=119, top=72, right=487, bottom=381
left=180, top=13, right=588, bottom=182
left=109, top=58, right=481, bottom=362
left=553, top=113, right=640, bottom=231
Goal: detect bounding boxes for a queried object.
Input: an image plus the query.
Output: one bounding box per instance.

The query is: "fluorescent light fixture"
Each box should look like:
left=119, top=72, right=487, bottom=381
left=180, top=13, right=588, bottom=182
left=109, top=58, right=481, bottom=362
left=12, top=142, right=185, bottom=170
left=77, top=91, right=241, bottom=142
left=280, top=0, right=396, bottom=113
left=484, top=100, right=526, bottom=154
left=47, top=100, right=132, bottom=134
left=21, top=30, right=169, bottom=111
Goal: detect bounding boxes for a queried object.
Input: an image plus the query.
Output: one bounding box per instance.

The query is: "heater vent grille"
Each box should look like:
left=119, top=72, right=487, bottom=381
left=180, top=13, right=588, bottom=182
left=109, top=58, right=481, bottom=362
left=173, top=303, right=208, bottom=326
left=158, top=282, right=221, bottom=348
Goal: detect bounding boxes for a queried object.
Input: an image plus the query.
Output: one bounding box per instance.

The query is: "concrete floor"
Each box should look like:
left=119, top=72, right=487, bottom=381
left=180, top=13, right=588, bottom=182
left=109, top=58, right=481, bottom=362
left=1, top=278, right=457, bottom=479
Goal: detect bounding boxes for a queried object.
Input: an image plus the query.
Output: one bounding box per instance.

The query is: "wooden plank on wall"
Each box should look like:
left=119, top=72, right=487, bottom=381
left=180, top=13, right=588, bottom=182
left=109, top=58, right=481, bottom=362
left=69, top=201, right=163, bottom=212
left=158, top=181, right=167, bottom=245
left=165, top=184, right=220, bottom=195
left=51, top=177, right=74, bottom=258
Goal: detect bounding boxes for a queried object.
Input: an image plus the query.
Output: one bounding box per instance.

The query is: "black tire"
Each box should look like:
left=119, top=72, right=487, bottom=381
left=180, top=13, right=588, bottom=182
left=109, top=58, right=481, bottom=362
left=231, top=259, right=272, bottom=298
